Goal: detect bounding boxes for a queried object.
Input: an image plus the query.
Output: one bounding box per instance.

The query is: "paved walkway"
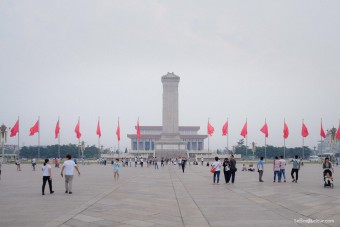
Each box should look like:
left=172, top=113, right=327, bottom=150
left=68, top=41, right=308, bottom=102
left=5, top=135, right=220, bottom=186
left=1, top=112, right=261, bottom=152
left=0, top=162, right=339, bottom=227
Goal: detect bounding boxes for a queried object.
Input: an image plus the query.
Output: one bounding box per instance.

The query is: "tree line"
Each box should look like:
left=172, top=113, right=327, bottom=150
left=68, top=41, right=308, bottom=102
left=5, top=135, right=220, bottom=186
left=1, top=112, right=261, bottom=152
left=19, top=144, right=100, bottom=159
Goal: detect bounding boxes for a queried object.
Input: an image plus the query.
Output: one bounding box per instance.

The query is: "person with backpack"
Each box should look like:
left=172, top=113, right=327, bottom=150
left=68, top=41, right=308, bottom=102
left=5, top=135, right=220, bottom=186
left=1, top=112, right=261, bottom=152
left=291, top=155, right=300, bottom=183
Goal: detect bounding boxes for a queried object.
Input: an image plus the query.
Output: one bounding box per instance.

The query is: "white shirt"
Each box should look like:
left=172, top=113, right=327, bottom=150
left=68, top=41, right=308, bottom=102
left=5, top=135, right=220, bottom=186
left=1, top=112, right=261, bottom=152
left=42, top=164, right=51, bottom=176
left=212, top=161, right=221, bottom=171
left=279, top=159, right=286, bottom=170
left=63, top=160, right=76, bottom=175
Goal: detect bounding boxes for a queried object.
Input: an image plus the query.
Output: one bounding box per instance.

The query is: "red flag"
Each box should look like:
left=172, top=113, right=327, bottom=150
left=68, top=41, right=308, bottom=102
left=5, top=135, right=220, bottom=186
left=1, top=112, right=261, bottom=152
left=283, top=121, right=289, bottom=139
left=222, top=120, right=228, bottom=136
left=207, top=121, right=214, bottom=136
left=29, top=120, right=39, bottom=136
left=260, top=122, right=268, bottom=138
left=136, top=120, right=141, bottom=141
left=336, top=123, right=340, bottom=140
left=240, top=121, right=247, bottom=138
left=320, top=123, right=326, bottom=139
left=75, top=120, right=81, bottom=139
left=116, top=120, right=121, bottom=141
left=10, top=120, right=19, bottom=137
left=96, top=120, right=101, bottom=138
left=302, top=122, right=309, bottom=138
left=55, top=120, right=60, bottom=139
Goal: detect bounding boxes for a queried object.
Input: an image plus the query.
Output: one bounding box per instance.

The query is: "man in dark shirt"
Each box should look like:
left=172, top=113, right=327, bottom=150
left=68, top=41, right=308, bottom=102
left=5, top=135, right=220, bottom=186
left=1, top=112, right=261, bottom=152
left=229, top=155, right=237, bottom=184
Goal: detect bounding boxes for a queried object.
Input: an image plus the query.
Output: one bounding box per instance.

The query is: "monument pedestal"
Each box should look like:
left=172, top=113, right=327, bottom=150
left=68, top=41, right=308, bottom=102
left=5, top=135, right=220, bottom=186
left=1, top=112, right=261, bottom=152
left=155, top=141, right=187, bottom=159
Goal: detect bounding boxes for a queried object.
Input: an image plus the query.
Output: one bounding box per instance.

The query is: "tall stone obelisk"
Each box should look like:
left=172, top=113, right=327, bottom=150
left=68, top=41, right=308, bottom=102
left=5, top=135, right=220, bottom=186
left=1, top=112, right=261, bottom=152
left=155, top=72, right=187, bottom=159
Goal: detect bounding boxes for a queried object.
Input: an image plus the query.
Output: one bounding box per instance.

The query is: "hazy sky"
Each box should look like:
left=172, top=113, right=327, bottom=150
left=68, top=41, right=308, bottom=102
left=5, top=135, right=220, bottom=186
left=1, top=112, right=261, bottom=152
left=1, top=0, right=339, bottom=150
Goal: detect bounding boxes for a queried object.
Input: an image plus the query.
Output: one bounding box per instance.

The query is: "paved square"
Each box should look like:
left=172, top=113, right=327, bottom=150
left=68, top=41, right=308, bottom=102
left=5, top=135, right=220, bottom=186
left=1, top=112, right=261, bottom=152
left=0, top=162, right=339, bottom=227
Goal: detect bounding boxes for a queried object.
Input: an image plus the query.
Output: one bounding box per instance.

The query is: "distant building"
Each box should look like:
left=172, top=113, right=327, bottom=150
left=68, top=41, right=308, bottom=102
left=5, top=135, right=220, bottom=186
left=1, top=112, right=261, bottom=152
left=318, top=129, right=340, bottom=157
left=127, top=126, right=208, bottom=151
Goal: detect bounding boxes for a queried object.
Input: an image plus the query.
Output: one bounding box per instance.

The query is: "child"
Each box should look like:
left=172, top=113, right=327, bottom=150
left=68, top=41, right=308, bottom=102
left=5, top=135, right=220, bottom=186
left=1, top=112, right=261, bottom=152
left=324, top=171, right=333, bottom=185
left=113, top=159, right=121, bottom=181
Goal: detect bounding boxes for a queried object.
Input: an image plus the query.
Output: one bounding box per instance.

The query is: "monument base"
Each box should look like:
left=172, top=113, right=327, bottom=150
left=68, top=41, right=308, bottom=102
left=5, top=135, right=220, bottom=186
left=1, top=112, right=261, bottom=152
left=155, top=142, right=187, bottom=159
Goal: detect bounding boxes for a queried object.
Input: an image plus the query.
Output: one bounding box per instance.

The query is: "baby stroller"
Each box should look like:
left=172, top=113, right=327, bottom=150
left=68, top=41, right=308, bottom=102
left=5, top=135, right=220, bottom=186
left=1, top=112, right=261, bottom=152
left=323, top=169, right=334, bottom=188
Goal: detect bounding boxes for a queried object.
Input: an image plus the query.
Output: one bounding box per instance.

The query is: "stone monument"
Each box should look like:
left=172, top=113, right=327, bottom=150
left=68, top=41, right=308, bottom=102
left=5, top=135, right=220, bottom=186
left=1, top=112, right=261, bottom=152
left=155, top=72, right=187, bottom=159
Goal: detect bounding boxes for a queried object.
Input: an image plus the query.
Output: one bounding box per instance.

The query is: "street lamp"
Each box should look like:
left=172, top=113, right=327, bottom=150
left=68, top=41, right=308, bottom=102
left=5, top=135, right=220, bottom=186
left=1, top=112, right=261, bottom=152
left=251, top=142, right=256, bottom=160
left=80, top=141, right=86, bottom=164
left=0, top=124, right=8, bottom=161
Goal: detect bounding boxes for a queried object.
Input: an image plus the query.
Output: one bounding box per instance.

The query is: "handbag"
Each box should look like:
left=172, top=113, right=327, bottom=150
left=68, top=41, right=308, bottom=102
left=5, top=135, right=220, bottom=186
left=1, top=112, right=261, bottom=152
left=210, top=167, right=216, bottom=173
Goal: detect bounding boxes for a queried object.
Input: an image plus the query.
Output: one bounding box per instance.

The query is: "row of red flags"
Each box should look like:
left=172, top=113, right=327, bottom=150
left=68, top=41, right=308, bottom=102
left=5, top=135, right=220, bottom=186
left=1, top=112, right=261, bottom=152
left=8, top=118, right=340, bottom=141
left=9, top=119, right=122, bottom=141
left=207, top=120, right=340, bottom=140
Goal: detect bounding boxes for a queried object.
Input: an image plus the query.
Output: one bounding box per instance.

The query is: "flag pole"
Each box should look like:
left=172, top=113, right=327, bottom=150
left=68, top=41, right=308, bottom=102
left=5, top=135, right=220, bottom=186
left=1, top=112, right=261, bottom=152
left=320, top=118, right=323, bottom=157
left=17, top=116, right=20, bottom=159
left=208, top=118, right=210, bottom=164
left=264, top=118, right=267, bottom=161
left=283, top=118, right=286, bottom=159
left=137, top=117, right=139, bottom=157
left=58, top=116, right=60, bottom=159
left=38, top=116, right=40, bottom=160
left=245, top=118, right=248, bottom=160
left=302, top=119, right=304, bottom=160
left=117, top=117, right=120, bottom=158
left=227, top=117, right=229, bottom=153
left=78, top=116, right=81, bottom=159
left=98, top=116, right=100, bottom=153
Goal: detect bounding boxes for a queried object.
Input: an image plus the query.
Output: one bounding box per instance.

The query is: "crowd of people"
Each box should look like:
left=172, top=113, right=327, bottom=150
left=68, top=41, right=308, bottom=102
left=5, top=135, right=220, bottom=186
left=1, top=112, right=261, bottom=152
left=209, top=154, right=335, bottom=186
left=0, top=153, right=336, bottom=195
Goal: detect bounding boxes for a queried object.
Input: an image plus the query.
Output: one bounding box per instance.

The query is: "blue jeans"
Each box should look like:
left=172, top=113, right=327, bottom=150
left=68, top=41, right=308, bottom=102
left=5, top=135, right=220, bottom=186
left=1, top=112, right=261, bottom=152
left=280, top=169, right=286, bottom=181
left=274, top=170, right=280, bottom=182
left=213, top=171, right=220, bottom=183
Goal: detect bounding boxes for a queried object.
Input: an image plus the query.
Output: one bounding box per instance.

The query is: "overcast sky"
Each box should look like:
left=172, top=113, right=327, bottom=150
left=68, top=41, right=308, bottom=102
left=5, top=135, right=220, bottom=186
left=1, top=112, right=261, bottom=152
left=1, top=0, right=339, bottom=151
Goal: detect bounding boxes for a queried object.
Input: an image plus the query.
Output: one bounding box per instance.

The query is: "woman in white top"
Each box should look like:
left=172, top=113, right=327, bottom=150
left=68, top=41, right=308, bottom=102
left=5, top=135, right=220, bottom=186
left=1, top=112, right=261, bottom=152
left=212, top=157, right=222, bottom=184
left=42, top=159, right=54, bottom=195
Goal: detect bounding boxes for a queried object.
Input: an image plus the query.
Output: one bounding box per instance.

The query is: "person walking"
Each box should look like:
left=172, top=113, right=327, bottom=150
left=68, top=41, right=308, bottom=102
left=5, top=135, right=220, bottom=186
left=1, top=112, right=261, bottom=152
left=212, top=157, right=222, bottom=184
left=201, top=157, right=204, bottom=166
left=273, top=156, right=281, bottom=182
left=257, top=157, right=264, bottom=182
left=154, top=157, right=159, bottom=169
left=279, top=156, right=286, bottom=182
left=140, top=157, right=143, bottom=167
left=41, top=159, right=54, bottom=195
left=182, top=157, right=187, bottom=173
left=229, top=155, right=237, bottom=184
left=161, top=158, right=164, bottom=167
left=113, top=159, right=121, bottom=181
left=15, top=158, right=21, bottom=171
left=32, top=158, right=36, bottom=171
left=222, top=158, right=231, bottom=184
left=291, top=155, right=300, bottom=183
left=0, top=158, right=2, bottom=180
left=61, top=154, right=80, bottom=194
left=134, top=156, right=137, bottom=167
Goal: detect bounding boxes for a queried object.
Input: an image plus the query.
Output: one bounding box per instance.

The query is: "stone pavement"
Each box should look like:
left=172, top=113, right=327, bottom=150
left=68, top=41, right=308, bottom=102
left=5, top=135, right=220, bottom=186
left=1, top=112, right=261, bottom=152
left=0, top=162, right=339, bottom=227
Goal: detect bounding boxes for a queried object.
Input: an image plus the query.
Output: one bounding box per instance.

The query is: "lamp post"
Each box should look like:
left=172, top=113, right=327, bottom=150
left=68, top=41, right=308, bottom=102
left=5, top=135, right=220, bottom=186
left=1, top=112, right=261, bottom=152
left=80, top=141, right=86, bottom=164
left=0, top=124, right=8, bottom=161
left=251, top=142, right=256, bottom=160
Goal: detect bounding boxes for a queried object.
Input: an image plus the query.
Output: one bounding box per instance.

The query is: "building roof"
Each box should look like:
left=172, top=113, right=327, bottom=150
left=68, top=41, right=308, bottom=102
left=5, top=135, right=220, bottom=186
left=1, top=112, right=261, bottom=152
left=127, top=134, right=208, bottom=139
left=135, top=126, right=201, bottom=131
